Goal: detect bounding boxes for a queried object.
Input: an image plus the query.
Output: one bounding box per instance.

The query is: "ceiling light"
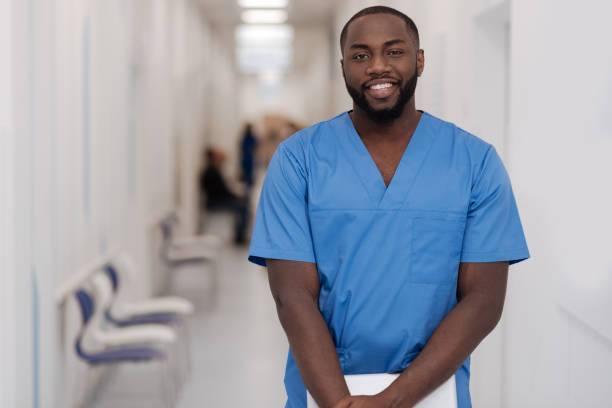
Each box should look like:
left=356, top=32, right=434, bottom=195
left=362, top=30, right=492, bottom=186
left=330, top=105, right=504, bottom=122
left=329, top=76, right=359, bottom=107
left=236, top=47, right=292, bottom=74
left=238, top=0, right=289, bottom=8
left=259, top=69, right=283, bottom=85
left=241, top=9, right=288, bottom=24
left=235, top=25, right=294, bottom=74
left=235, top=24, right=294, bottom=48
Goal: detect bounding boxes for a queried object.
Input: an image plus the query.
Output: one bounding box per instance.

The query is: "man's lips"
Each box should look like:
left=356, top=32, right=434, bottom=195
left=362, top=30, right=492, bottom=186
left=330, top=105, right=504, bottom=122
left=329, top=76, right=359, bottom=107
left=364, top=80, right=399, bottom=99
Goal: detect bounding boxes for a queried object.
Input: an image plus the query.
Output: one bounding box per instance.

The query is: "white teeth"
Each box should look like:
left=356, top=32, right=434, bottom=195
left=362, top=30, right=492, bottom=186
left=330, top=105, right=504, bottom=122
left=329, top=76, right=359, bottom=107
left=370, top=83, right=393, bottom=90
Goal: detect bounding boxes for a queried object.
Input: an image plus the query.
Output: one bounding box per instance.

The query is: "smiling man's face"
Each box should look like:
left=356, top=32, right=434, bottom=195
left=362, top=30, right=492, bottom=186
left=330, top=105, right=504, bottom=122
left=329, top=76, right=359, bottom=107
left=341, top=13, right=423, bottom=123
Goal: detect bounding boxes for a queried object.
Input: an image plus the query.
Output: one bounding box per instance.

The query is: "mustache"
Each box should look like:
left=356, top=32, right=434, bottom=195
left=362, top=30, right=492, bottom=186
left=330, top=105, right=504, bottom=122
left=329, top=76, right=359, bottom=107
left=344, top=67, right=418, bottom=124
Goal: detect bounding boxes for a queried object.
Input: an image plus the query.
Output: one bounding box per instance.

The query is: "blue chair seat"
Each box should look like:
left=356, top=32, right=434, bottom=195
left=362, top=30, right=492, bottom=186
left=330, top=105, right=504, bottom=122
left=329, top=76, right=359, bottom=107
left=74, top=289, right=166, bottom=365
left=106, top=311, right=180, bottom=327
left=103, top=264, right=184, bottom=327
left=79, top=343, right=165, bottom=365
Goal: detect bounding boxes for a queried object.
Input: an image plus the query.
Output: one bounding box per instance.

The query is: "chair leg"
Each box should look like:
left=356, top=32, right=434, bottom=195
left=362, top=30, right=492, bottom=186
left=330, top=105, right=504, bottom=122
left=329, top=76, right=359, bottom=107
left=178, top=321, right=191, bottom=381
left=91, top=361, right=173, bottom=408
left=183, top=322, right=192, bottom=378
left=77, top=364, right=95, bottom=408
left=159, top=358, right=175, bottom=408
left=171, top=320, right=189, bottom=391
left=168, top=338, right=182, bottom=398
left=89, top=364, right=106, bottom=405
left=176, top=331, right=187, bottom=392
left=97, top=364, right=118, bottom=398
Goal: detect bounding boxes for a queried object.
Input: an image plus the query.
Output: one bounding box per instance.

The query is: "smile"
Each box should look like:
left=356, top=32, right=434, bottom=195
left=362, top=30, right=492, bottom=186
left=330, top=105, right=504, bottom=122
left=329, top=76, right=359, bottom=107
left=369, top=83, right=393, bottom=90
left=365, top=82, right=398, bottom=99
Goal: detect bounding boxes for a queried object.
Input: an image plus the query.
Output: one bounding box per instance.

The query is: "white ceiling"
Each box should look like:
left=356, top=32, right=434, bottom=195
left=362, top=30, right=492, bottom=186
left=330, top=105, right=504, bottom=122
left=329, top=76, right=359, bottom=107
left=197, top=0, right=339, bottom=26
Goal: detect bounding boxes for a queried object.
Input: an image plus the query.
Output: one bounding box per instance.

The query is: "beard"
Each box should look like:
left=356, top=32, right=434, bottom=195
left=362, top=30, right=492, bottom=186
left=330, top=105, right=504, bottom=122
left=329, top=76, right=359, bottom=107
left=345, top=64, right=418, bottom=124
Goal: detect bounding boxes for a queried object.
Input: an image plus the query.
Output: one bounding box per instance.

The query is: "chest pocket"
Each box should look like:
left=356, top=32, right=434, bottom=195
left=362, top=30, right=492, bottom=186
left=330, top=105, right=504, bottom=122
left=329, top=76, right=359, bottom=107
left=410, top=216, right=465, bottom=284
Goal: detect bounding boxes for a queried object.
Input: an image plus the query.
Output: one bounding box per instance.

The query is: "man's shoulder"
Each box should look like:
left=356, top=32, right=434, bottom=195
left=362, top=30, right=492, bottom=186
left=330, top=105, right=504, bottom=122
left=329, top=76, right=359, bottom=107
left=425, top=112, right=492, bottom=155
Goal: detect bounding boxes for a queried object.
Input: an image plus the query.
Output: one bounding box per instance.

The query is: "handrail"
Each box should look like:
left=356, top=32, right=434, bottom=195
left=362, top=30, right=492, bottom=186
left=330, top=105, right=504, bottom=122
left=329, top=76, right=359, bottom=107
left=55, top=248, right=119, bottom=305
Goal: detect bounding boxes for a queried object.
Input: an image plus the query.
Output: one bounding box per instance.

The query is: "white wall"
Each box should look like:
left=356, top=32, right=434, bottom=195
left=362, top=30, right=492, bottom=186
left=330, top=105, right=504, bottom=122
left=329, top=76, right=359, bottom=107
left=1, top=0, right=211, bottom=406
left=505, top=0, right=612, bottom=406
left=332, top=0, right=612, bottom=407
left=0, top=0, right=17, bottom=406
left=207, top=24, right=243, bottom=178
left=170, top=1, right=212, bottom=234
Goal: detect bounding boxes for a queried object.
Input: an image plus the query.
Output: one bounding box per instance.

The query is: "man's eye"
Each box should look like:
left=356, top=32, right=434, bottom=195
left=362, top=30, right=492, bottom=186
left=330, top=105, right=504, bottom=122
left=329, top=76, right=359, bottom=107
left=388, top=50, right=404, bottom=56
left=352, top=53, right=368, bottom=60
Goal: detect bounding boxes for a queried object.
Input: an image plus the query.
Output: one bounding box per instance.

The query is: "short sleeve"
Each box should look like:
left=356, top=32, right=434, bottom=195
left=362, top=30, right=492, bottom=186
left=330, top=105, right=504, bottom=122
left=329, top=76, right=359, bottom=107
left=460, top=146, right=530, bottom=265
left=248, top=143, right=316, bottom=267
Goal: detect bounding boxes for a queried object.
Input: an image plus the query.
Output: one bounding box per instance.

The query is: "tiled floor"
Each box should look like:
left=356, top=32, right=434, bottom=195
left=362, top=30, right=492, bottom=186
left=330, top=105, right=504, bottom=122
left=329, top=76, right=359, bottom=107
left=92, top=213, right=288, bottom=407
left=173, top=216, right=288, bottom=407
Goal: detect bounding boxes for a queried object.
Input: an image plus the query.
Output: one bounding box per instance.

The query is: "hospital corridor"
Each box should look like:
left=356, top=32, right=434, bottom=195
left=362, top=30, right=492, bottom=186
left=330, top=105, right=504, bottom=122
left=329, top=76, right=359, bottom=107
left=2, top=0, right=612, bottom=407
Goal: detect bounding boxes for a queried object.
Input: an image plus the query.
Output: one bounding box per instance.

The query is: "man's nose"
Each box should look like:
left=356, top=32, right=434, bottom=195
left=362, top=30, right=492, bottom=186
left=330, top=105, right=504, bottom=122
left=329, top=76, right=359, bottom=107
left=365, top=54, right=391, bottom=76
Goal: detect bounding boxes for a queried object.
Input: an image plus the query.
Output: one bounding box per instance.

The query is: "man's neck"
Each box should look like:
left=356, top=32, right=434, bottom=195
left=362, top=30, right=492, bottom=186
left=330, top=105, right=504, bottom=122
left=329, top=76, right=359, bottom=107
left=350, top=100, right=421, bottom=143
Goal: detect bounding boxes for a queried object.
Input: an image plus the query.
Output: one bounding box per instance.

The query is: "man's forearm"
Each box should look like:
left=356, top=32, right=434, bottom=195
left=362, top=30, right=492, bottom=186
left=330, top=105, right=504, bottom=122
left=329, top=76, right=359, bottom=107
left=276, top=289, right=349, bottom=408
left=381, top=293, right=504, bottom=407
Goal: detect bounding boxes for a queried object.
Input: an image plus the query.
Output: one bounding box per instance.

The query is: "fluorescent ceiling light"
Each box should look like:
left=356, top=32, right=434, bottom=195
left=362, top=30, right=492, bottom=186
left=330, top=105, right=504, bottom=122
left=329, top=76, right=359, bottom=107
left=235, top=25, right=294, bottom=74
left=241, top=9, right=288, bottom=24
left=235, top=24, right=294, bottom=48
left=238, top=0, right=289, bottom=8
left=259, top=69, right=283, bottom=85
left=236, top=47, right=292, bottom=74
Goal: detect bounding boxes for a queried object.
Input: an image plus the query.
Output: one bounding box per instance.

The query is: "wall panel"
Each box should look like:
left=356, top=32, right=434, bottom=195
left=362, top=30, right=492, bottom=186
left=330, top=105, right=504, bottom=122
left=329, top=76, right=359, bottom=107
left=3, top=0, right=212, bottom=405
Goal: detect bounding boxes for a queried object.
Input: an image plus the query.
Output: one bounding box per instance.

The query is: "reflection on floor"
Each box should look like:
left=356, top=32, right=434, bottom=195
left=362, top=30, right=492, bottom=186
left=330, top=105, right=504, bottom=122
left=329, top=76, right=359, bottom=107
left=93, top=214, right=288, bottom=407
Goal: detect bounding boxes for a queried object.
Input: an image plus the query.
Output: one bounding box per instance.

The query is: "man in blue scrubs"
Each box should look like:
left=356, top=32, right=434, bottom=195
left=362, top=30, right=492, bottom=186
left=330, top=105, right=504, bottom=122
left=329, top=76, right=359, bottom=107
left=249, top=6, right=529, bottom=408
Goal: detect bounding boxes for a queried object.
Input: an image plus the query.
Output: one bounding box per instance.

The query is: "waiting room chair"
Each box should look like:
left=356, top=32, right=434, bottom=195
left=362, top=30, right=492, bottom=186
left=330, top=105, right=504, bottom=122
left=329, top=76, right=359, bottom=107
left=103, top=259, right=192, bottom=384
left=160, top=212, right=222, bottom=266
left=74, top=288, right=175, bottom=408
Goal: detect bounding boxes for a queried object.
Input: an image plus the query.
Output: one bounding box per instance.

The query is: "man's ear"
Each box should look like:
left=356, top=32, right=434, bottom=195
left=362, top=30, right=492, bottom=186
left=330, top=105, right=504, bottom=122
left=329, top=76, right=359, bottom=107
left=417, top=49, right=425, bottom=77
left=340, top=59, right=345, bottom=79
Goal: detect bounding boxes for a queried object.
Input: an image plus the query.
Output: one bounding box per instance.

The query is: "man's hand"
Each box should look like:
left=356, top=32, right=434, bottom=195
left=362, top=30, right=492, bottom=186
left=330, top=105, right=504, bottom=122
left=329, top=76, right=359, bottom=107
left=267, top=259, right=350, bottom=407
left=379, top=261, right=509, bottom=407
left=332, top=394, right=391, bottom=408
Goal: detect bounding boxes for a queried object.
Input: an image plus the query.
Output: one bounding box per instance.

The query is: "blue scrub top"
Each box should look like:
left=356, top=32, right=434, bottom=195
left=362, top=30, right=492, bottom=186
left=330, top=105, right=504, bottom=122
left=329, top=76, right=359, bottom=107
left=248, top=111, right=529, bottom=408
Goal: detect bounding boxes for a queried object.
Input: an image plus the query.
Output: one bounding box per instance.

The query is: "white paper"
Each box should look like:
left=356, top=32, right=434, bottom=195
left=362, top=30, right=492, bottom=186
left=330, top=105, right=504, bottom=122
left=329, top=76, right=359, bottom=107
left=307, top=373, right=457, bottom=408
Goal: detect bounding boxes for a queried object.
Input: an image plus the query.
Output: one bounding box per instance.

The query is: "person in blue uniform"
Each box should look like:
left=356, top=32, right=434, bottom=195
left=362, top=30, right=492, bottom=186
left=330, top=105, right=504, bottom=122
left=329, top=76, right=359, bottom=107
left=248, top=6, right=529, bottom=408
left=240, top=123, right=258, bottom=189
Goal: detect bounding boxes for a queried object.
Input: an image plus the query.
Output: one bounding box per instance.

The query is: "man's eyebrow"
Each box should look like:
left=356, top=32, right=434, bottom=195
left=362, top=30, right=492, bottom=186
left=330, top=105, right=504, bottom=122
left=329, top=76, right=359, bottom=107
left=383, top=39, right=407, bottom=47
left=348, top=43, right=370, bottom=50
left=348, top=39, right=408, bottom=50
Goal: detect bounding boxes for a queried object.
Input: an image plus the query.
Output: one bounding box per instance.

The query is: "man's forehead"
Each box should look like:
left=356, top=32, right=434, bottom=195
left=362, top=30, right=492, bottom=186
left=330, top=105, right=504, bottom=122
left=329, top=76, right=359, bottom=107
left=345, top=13, right=413, bottom=45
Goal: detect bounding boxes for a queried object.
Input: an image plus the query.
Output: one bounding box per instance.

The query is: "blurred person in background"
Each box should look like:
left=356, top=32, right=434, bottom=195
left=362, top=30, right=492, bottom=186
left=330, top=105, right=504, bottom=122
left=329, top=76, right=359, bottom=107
left=258, top=115, right=304, bottom=167
left=248, top=5, right=529, bottom=408
left=239, top=123, right=258, bottom=190
left=200, top=147, right=249, bottom=245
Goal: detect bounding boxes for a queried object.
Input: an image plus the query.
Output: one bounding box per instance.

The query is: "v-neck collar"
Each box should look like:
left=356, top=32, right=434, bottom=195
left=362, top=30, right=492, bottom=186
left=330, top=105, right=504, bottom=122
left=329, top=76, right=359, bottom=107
left=340, top=110, right=437, bottom=209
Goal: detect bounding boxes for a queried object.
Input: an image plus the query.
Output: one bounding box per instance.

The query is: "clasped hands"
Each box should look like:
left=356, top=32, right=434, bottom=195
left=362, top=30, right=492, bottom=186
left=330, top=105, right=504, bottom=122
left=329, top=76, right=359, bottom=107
left=331, top=391, right=407, bottom=408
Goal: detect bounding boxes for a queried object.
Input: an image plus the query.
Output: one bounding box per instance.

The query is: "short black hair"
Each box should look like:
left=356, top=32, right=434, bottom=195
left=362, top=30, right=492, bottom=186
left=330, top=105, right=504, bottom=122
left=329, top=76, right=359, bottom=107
left=340, top=6, right=420, bottom=54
